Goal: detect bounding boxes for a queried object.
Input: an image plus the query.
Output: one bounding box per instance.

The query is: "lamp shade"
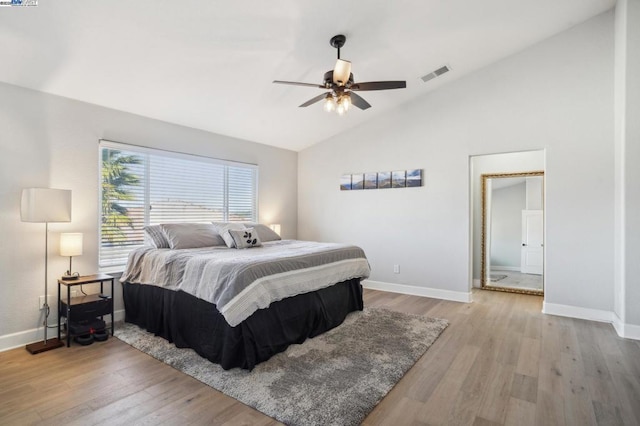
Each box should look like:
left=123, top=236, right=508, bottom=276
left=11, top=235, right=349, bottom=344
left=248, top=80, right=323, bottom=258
left=60, top=233, right=83, bottom=257
left=333, top=59, right=352, bottom=86
left=21, top=188, right=71, bottom=223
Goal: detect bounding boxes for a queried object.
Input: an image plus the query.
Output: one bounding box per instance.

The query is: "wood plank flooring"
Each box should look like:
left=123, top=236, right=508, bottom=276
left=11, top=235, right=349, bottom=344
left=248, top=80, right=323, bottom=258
left=1, top=289, right=639, bottom=425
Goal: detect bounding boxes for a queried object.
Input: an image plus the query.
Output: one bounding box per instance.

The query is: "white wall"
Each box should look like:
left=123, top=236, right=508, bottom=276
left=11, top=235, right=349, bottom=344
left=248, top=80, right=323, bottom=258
left=614, top=0, right=640, bottom=333
left=526, top=177, right=544, bottom=210
left=0, top=82, right=298, bottom=349
left=623, top=0, right=640, bottom=328
left=299, top=12, right=614, bottom=310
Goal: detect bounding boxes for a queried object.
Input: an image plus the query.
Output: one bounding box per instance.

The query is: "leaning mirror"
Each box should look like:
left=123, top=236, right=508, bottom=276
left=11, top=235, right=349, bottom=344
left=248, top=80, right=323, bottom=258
left=481, top=171, right=544, bottom=295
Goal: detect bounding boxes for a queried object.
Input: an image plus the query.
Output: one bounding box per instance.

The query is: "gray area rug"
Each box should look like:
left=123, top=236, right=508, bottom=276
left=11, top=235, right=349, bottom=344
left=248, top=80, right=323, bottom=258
left=115, top=307, right=448, bottom=426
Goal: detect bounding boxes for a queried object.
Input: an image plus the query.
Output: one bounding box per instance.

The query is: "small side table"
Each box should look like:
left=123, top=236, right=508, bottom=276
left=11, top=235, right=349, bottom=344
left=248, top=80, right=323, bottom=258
left=58, top=273, right=115, bottom=347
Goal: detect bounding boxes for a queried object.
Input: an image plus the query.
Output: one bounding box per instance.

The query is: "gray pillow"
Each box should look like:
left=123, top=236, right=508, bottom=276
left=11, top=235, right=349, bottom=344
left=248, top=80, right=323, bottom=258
left=143, top=225, right=170, bottom=248
left=229, top=227, right=262, bottom=249
left=213, top=222, right=246, bottom=248
left=160, top=223, right=225, bottom=249
left=242, top=223, right=281, bottom=242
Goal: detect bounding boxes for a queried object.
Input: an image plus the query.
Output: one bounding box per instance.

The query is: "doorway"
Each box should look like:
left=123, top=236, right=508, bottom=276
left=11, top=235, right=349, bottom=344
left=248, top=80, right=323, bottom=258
left=469, top=149, right=546, bottom=295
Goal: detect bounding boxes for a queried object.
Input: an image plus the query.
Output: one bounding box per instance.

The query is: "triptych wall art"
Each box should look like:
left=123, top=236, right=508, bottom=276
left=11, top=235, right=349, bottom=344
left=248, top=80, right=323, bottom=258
left=340, top=169, right=422, bottom=191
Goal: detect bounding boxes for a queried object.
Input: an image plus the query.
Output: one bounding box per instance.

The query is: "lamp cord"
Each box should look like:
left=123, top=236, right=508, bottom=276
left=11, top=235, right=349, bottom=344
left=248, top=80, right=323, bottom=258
left=43, top=304, right=59, bottom=329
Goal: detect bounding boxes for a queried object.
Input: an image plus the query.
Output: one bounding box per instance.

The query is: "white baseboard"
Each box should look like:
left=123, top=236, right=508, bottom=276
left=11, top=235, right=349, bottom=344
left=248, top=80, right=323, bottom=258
left=541, top=302, right=639, bottom=341
left=362, top=280, right=472, bottom=303
left=472, top=279, right=481, bottom=288
left=542, top=302, right=614, bottom=323
left=491, top=266, right=520, bottom=272
left=0, top=309, right=125, bottom=353
left=613, top=313, right=640, bottom=340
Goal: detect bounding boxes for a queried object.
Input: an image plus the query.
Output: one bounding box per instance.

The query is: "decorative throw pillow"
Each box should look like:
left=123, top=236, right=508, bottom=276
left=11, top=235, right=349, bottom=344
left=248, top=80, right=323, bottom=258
left=242, top=223, right=281, bottom=242
left=213, top=222, right=246, bottom=248
left=143, top=225, right=170, bottom=248
left=160, top=223, right=225, bottom=249
left=228, top=227, right=262, bottom=249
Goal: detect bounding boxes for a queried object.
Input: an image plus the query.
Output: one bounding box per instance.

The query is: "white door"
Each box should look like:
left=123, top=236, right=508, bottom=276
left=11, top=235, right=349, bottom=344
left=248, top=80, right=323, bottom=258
left=521, top=210, right=543, bottom=275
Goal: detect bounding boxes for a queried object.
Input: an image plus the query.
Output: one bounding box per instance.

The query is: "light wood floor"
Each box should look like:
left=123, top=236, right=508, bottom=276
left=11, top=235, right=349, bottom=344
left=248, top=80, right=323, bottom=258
left=1, top=289, right=639, bottom=425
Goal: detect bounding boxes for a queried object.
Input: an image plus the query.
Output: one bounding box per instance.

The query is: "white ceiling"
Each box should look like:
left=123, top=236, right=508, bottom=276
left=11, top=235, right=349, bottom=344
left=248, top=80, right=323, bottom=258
left=0, top=0, right=614, bottom=152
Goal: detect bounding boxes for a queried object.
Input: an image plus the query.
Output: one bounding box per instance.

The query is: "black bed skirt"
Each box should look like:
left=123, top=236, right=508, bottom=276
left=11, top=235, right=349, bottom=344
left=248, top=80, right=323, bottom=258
left=122, top=279, right=363, bottom=370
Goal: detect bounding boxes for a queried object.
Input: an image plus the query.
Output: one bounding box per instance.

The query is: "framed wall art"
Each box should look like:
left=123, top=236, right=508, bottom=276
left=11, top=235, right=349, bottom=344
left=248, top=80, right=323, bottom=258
left=351, top=174, right=364, bottom=190
left=340, top=169, right=422, bottom=191
left=392, top=170, right=406, bottom=188
left=364, top=172, right=378, bottom=189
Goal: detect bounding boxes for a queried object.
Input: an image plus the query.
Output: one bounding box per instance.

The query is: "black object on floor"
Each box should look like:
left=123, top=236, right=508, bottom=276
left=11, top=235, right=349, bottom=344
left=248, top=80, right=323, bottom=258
left=74, top=334, right=93, bottom=345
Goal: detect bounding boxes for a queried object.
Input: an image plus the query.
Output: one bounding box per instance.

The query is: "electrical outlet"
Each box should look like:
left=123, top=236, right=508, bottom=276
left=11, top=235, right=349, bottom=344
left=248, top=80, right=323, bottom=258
left=393, top=264, right=400, bottom=274
left=38, top=295, right=52, bottom=310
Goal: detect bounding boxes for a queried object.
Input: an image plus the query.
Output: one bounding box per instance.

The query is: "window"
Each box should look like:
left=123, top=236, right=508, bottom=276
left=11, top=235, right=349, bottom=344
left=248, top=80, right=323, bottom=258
left=99, top=141, right=258, bottom=268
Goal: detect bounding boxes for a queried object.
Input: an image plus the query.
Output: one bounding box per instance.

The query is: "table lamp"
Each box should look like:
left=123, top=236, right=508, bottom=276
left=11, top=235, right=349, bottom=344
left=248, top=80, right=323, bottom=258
left=60, top=232, right=83, bottom=280
left=269, top=224, right=281, bottom=236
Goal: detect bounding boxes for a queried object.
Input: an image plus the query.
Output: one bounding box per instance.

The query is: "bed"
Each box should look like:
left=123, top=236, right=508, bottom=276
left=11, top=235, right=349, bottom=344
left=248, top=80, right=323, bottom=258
left=120, top=223, right=370, bottom=370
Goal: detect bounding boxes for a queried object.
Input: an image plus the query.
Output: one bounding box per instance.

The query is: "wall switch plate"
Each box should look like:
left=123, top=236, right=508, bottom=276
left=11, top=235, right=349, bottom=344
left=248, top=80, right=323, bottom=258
left=393, top=264, right=400, bottom=274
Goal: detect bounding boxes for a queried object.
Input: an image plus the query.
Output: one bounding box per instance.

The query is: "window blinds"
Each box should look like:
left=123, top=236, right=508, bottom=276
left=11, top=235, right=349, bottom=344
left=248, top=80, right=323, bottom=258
left=99, top=141, right=258, bottom=268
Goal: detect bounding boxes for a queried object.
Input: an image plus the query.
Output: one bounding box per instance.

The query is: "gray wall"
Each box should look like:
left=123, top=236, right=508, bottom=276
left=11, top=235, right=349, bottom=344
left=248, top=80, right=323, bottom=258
left=298, top=12, right=614, bottom=312
left=0, top=82, right=298, bottom=347
left=614, top=0, right=640, bottom=331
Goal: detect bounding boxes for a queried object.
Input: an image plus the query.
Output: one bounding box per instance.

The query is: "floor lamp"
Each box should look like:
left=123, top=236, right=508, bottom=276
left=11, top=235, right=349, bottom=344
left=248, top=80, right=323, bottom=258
left=21, top=188, right=72, bottom=354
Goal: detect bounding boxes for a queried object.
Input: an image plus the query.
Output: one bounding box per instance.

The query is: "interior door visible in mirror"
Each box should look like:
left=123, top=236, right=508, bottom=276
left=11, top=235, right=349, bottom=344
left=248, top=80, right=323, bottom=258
left=521, top=210, right=543, bottom=275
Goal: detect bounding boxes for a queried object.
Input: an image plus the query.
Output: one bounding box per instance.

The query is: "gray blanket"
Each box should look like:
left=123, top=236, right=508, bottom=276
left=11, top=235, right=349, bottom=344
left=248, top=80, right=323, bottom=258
left=121, top=240, right=370, bottom=326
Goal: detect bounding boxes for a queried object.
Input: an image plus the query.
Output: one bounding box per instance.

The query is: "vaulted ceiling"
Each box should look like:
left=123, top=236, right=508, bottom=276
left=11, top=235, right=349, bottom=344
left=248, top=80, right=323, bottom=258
left=0, top=0, right=615, bottom=151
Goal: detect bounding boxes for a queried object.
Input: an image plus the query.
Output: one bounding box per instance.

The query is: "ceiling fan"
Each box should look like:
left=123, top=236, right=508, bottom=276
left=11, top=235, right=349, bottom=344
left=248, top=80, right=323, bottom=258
left=273, top=34, right=406, bottom=115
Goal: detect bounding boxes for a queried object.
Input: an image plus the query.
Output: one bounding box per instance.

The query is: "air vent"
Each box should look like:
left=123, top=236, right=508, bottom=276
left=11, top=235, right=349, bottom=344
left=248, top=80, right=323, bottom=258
left=420, top=65, right=451, bottom=83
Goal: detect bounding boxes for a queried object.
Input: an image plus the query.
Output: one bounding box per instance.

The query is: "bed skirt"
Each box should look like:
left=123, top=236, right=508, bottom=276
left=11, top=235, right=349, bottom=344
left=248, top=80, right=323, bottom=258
left=122, top=279, right=364, bottom=370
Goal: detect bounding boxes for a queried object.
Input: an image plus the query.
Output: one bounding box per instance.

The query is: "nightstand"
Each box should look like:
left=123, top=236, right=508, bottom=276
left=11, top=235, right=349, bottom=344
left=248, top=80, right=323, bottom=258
left=58, top=274, right=115, bottom=347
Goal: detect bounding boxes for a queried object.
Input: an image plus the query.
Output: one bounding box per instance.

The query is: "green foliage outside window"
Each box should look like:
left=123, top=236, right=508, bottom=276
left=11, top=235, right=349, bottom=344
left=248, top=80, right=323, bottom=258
left=101, top=150, right=141, bottom=243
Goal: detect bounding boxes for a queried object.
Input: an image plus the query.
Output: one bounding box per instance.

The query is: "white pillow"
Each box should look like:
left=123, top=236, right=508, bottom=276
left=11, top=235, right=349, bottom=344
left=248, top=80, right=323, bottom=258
left=229, top=227, right=262, bottom=249
left=160, top=223, right=225, bottom=249
left=242, top=223, right=281, bottom=242
left=143, top=225, right=170, bottom=248
left=213, top=222, right=246, bottom=248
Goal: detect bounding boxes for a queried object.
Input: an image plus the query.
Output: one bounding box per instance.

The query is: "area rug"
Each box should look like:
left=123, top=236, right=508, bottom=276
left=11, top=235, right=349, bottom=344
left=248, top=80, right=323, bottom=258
left=490, top=274, right=508, bottom=282
left=115, top=307, right=448, bottom=426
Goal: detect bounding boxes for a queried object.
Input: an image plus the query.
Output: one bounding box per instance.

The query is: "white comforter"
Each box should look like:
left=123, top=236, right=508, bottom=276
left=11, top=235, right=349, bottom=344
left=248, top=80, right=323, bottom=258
left=121, top=240, right=370, bottom=326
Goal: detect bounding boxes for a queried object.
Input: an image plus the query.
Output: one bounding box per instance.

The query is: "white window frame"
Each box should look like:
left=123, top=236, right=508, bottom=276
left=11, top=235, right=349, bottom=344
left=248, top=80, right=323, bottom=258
left=98, top=140, right=258, bottom=270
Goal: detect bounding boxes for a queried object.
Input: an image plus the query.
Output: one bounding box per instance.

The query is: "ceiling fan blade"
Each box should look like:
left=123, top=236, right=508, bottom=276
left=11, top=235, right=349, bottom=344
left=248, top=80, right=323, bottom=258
left=299, top=93, right=330, bottom=107
left=273, top=80, right=325, bottom=89
left=350, top=81, right=406, bottom=91
left=333, top=59, right=352, bottom=86
left=348, top=92, right=371, bottom=110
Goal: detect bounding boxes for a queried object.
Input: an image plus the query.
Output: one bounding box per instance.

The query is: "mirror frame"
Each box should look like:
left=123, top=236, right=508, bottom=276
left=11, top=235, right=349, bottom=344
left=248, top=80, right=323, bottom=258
left=481, top=171, right=544, bottom=295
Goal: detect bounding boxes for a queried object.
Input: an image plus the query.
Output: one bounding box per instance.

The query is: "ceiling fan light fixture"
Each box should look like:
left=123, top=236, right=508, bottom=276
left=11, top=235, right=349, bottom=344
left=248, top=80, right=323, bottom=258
left=340, top=93, right=351, bottom=112
left=274, top=34, right=405, bottom=113
left=323, top=94, right=336, bottom=112
left=333, top=59, right=352, bottom=86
